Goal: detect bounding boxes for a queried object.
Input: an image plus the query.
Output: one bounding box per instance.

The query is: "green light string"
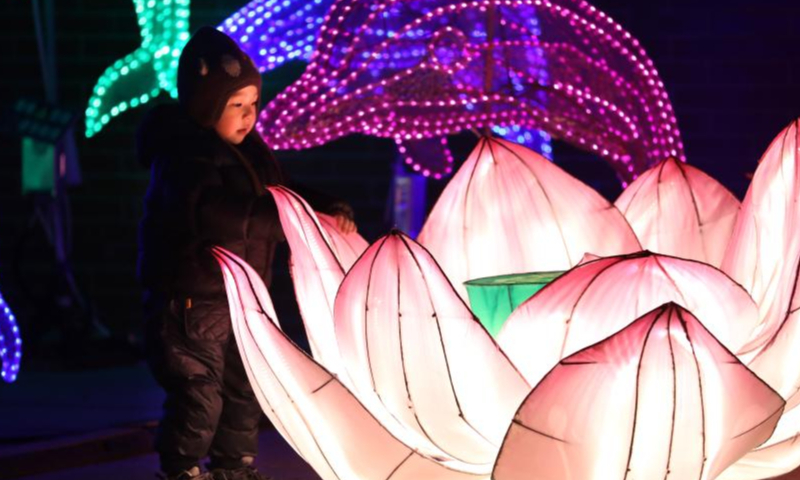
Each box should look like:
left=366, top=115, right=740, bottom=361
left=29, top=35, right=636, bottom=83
left=84, top=0, right=190, bottom=138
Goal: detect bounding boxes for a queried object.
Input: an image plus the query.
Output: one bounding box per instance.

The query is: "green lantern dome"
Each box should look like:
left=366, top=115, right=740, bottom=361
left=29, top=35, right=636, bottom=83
left=465, top=271, right=564, bottom=337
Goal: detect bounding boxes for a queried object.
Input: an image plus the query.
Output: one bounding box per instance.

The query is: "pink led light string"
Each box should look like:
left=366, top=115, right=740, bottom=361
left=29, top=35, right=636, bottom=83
left=395, top=136, right=455, bottom=179
left=258, top=0, right=684, bottom=182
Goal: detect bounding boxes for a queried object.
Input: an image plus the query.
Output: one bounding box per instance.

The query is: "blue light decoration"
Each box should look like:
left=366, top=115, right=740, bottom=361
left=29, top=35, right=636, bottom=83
left=84, top=0, right=191, bottom=138
left=219, top=0, right=553, bottom=174
left=0, top=290, right=21, bottom=383
left=217, top=0, right=330, bottom=73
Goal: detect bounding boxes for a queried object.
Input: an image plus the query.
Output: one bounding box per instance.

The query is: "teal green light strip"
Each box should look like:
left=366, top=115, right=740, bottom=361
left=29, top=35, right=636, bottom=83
left=84, top=0, right=190, bottom=138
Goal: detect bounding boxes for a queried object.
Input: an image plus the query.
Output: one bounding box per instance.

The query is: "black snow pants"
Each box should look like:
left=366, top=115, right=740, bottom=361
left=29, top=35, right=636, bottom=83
left=144, top=290, right=262, bottom=475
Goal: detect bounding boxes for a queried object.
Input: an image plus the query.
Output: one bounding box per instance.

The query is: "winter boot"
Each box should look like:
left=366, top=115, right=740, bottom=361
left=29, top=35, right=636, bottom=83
left=210, top=457, right=273, bottom=480
left=160, top=466, right=216, bottom=480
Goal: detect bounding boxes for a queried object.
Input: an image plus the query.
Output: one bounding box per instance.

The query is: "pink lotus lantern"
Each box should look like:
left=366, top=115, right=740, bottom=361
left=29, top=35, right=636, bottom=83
left=211, top=236, right=787, bottom=479
left=615, top=157, right=741, bottom=268
left=208, top=120, right=800, bottom=478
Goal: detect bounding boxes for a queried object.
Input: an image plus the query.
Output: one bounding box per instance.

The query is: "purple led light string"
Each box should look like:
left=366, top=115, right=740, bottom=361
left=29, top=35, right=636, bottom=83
left=395, top=136, right=455, bottom=179
left=257, top=0, right=684, bottom=183
left=0, top=290, right=21, bottom=383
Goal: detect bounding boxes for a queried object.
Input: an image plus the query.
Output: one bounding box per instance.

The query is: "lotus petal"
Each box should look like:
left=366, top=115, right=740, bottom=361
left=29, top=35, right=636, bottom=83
left=418, top=137, right=640, bottom=299
left=718, top=400, right=800, bottom=480
left=212, top=247, right=488, bottom=480
left=498, top=252, right=760, bottom=387
left=718, top=433, right=800, bottom=480
left=334, top=231, right=530, bottom=465
left=271, top=186, right=504, bottom=470
left=268, top=186, right=347, bottom=374
left=615, top=157, right=740, bottom=267
left=316, top=212, right=369, bottom=271
left=725, top=331, right=800, bottom=477
left=722, top=120, right=800, bottom=408
left=267, top=189, right=493, bottom=470
left=494, top=303, right=784, bottom=480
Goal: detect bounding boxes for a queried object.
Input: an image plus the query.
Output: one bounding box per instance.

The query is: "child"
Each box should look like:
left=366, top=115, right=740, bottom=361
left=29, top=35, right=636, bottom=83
left=136, top=27, right=354, bottom=480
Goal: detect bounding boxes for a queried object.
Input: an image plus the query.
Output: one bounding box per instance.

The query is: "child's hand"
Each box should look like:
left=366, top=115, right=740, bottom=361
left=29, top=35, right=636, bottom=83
left=334, top=213, right=357, bottom=234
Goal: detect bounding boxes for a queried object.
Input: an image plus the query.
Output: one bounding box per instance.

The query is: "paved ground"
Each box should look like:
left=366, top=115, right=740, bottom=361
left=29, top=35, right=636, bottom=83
left=14, top=430, right=320, bottom=480
left=0, top=365, right=162, bottom=443
left=0, top=363, right=319, bottom=480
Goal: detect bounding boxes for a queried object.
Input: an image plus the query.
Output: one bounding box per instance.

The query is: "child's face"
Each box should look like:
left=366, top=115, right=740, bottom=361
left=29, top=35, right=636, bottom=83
left=214, top=85, right=259, bottom=145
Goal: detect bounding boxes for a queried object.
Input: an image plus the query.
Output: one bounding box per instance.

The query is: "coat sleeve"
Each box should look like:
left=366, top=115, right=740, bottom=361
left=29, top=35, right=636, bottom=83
left=165, top=154, right=285, bottom=243
left=258, top=138, right=354, bottom=221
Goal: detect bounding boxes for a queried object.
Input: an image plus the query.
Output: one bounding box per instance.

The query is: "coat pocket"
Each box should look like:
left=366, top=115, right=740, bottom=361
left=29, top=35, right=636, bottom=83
left=179, top=297, right=232, bottom=342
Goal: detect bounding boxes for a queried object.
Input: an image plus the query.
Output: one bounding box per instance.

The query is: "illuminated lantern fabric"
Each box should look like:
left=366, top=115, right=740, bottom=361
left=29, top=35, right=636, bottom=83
left=215, top=166, right=800, bottom=478
left=719, top=407, right=800, bottom=480
left=615, top=157, right=740, bottom=268
left=494, top=303, right=784, bottom=480
left=718, top=120, right=800, bottom=479
left=266, top=187, right=369, bottom=377
left=267, top=186, right=348, bottom=377
left=722, top=120, right=800, bottom=403
left=464, top=271, right=564, bottom=337
left=722, top=387, right=800, bottom=479
left=85, top=0, right=190, bottom=137
left=259, top=0, right=685, bottom=182
left=418, top=137, right=640, bottom=299
left=497, top=252, right=760, bottom=387
left=718, top=432, right=800, bottom=480
left=334, top=231, right=530, bottom=465
left=316, top=212, right=369, bottom=271
left=211, top=247, right=486, bottom=480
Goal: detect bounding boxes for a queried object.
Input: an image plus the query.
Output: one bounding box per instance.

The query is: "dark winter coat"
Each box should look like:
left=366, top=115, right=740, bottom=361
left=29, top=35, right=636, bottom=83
left=136, top=103, right=346, bottom=298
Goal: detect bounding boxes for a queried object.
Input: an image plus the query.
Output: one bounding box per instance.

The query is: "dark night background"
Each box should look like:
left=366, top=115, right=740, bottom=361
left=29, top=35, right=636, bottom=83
left=0, top=0, right=798, bottom=367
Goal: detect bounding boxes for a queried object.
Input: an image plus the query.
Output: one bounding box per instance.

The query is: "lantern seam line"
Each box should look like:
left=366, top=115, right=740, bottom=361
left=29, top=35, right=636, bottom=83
left=622, top=306, right=665, bottom=480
